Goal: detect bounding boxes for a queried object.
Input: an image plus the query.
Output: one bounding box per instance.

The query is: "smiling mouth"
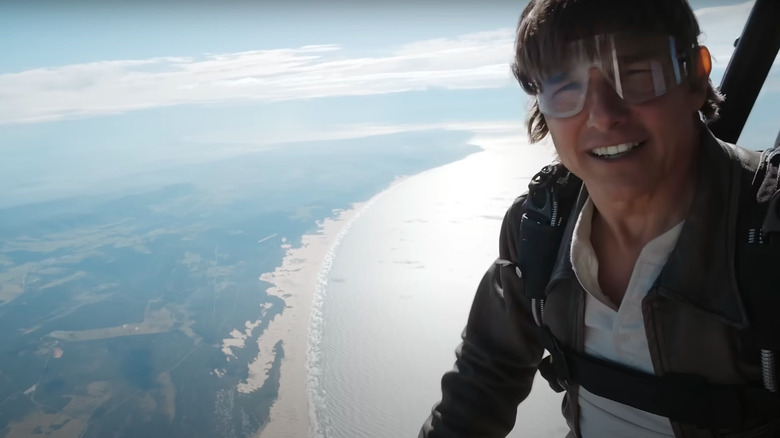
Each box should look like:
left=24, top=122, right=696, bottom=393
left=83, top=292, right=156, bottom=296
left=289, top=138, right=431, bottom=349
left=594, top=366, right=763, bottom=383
left=589, top=141, right=645, bottom=159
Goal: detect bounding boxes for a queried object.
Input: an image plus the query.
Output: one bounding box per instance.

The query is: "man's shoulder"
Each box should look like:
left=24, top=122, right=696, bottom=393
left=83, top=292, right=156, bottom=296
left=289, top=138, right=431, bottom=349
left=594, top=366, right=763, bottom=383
left=509, top=192, right=528, bottom=212
left=502, top=192, right=529, bottom=236
left=722, top=141, right=762, bottom=173
left=708, top=129, right=763, bottom=174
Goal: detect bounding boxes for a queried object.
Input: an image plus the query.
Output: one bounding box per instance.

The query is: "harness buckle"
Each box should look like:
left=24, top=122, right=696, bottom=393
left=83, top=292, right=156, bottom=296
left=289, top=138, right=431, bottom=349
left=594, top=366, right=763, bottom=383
left=536, top=326, right=572, bottom=391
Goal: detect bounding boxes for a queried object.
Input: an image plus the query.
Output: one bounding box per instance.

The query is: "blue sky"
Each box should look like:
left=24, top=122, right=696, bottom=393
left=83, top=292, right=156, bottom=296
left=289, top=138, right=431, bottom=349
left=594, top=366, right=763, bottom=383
left=0, top=0, right=776, bottom=207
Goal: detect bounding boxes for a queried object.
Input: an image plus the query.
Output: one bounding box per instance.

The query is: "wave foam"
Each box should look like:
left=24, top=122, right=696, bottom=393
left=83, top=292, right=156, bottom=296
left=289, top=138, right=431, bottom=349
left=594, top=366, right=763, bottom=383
left=306, top=178, right=407, bottom=438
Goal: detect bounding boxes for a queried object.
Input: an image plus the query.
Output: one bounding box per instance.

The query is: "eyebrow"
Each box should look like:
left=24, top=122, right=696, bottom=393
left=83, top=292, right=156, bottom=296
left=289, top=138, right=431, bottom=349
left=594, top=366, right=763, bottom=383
left=617, top=50, right=664, bottom=64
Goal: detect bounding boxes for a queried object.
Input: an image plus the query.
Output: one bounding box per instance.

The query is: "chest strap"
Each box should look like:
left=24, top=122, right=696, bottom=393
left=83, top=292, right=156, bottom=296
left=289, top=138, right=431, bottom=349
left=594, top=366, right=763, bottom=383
left=536, top=326, right=780, bottom=431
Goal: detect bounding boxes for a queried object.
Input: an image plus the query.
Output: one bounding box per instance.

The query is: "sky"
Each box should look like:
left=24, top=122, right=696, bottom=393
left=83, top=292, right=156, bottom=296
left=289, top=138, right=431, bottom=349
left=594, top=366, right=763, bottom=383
left=0, top=0, right=776, bottom=207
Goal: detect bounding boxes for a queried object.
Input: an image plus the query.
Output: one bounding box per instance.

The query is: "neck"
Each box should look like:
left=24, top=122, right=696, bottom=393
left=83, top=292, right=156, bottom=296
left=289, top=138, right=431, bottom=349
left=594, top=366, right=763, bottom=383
left=591, top=180, right=695, bottom=253
left=588, top=131, right=701, bottom=252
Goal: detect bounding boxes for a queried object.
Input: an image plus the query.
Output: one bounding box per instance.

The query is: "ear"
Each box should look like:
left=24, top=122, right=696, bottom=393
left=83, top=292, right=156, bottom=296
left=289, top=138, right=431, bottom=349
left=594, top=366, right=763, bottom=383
left=696, top=46, right=712, bottom=79
left=687, top=46, right=712, bottom=111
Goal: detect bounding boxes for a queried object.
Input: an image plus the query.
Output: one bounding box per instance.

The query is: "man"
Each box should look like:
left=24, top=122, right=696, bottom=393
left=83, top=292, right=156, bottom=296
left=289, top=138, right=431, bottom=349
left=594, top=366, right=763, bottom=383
left=419, top=0, right=780, bottom=436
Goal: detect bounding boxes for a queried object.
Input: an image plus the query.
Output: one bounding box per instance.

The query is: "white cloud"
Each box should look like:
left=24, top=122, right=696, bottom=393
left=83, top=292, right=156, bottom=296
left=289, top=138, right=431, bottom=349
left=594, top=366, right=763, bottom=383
left=0, top=31, right=516, bottom=125
left=0, top=2, right=770, bottom=126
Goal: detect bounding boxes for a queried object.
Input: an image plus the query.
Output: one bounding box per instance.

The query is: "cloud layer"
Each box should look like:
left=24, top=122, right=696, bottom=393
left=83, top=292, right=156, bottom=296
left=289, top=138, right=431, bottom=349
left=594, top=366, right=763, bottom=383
left=0, top=1, right=766, bottom=125
left=0, top=30, right=516, bottom=125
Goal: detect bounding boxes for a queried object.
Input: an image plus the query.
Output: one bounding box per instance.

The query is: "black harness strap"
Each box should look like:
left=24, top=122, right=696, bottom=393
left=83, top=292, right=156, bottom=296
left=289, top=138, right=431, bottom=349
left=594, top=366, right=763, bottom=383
left=572, top=346, right=778, bottom=430
left=737, top=147, right=780, bottom=399
left=535, top=324, right=780, bottom=430
left=534, top=326, right=780, bottom=430
left=518, top=164, right=581, bottom=302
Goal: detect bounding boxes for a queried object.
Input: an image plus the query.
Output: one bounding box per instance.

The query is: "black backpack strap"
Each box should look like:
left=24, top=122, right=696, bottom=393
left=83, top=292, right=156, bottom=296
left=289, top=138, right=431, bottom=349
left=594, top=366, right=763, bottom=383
left=516, top=163, right=581, bottom=316
left=737, top=146, right=780, bottom=395
left=517, top=164, right=581, bottom=297
left=513, top=163, right=581, bottom=392
left=545, top=340, right=780, bottom=430
left=535, top=323, right=780, bottom=430
left=535, top=310, right=780, bottom=429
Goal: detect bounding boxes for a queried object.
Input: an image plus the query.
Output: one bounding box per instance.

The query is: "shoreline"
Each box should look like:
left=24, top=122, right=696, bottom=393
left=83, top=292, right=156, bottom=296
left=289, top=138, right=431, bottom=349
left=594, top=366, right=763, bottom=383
left=247, top=208, right=363, bottom=438
left=251, top=178, right=408, bottom=438
left=247, top=131, right=556, bottom=438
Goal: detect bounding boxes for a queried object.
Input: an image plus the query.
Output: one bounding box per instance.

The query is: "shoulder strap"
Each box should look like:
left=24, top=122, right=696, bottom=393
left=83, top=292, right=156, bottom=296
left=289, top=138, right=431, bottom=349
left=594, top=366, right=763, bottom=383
left=514, top=163, right=580, bottom=390
left=516, top=163, right=581, bottom=303
left=736, top=145, right=780, bottom=395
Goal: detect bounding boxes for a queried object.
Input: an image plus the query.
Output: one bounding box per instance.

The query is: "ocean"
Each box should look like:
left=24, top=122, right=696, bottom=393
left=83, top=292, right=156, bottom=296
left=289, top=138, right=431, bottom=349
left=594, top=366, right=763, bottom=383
left=309, top=133, right=571, bottom=438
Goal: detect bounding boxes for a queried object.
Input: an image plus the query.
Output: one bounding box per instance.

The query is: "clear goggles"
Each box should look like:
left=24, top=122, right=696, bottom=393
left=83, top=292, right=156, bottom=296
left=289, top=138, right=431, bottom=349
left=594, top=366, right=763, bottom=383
left=536, top=32, right=693, bottom=118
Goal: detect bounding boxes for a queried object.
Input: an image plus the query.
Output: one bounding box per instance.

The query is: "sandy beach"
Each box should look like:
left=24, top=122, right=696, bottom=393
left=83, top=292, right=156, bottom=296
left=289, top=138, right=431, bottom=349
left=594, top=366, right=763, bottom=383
left=245, top=175, right=411, bottom=438
left=247, top=211, right=354, bottom=438
left=240, top=201, right=370, bottom=438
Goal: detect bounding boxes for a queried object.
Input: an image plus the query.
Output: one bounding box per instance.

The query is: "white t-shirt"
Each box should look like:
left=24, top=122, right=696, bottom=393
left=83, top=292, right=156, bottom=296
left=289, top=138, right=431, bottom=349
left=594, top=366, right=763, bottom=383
left=570, top=198, right=684, bottom=437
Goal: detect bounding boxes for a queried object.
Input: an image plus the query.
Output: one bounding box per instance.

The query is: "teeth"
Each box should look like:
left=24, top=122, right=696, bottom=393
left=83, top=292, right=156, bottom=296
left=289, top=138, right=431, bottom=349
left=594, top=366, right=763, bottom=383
left=592, top=142, right=641, bottom=157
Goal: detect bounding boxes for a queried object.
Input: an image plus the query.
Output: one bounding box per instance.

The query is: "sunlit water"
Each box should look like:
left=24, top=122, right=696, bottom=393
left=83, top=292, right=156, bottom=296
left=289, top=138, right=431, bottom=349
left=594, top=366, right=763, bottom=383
left=309, top=133, right=570, bottom=438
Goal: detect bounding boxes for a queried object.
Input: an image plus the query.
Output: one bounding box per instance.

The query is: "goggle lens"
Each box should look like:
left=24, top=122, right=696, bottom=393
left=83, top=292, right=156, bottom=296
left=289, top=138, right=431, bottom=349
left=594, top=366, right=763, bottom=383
left=536, top=33, right=687, bottom=118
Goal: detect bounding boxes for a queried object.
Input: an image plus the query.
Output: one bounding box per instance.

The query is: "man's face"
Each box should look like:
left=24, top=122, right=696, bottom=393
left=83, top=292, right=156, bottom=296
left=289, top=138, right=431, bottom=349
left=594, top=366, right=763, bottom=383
left=543, top=58, right=706, bottom=201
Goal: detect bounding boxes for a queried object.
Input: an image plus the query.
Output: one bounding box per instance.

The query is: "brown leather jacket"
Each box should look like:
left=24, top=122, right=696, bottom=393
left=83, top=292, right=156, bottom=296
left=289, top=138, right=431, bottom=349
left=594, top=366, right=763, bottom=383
left=420, top=128, right=780, bottom=438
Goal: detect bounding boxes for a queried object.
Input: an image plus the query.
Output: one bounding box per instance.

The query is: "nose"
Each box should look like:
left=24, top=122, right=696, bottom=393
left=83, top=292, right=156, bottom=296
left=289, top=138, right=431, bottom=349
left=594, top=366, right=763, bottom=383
left=584, top=68, right=629, bottom=131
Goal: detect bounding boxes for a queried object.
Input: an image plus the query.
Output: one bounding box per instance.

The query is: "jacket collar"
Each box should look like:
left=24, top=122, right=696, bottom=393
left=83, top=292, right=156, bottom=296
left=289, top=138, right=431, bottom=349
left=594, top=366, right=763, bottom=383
left=548, top=125, right=756, bottom=327
left=655, top=126, right=753, bottom=327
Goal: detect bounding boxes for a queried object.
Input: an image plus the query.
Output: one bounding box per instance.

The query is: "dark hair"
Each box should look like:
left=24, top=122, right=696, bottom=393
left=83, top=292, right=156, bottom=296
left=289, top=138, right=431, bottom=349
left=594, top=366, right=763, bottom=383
left=511, top=0, right=724, bottom=143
